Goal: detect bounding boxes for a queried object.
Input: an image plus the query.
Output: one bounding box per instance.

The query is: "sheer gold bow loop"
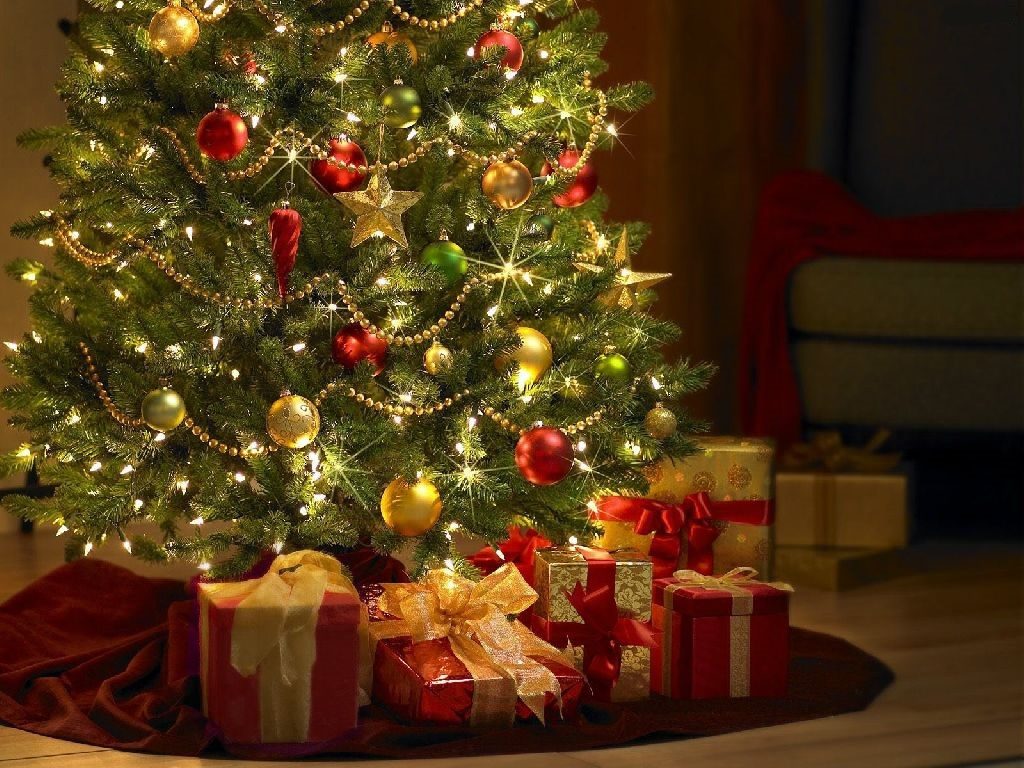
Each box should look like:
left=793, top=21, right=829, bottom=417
left=375, top=564, right=565, bottom=723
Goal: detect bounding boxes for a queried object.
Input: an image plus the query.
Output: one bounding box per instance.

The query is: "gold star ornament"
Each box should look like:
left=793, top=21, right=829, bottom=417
left=575, top=228, right=672, bottom=309
left=335, top=169, right=423, bottom=249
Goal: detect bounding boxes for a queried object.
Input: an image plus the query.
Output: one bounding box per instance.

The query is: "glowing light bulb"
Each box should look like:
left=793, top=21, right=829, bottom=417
left=120, top=464, right=134, bottom=475
left=89, top=461, right=102, bottom=472
left=56, top=525, right=69, bottom=536
left=198, top=561, right=212, bottom=571
left=190, top=516, right=204, bottom=526
left=568, top=536, right=579, bottom=546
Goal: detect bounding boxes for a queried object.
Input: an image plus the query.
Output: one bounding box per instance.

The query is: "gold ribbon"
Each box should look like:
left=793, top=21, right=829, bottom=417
left=368, top=564, right=567, bottom=727
left=782, top=429, right=902, bottom=473
left=199, top=550, right=368, bottom=743
left=664, top=568, right=792, bottom=696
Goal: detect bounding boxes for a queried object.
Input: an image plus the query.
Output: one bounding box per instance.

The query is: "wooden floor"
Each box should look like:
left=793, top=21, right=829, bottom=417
left=0, top=533, right=1021, bottom=768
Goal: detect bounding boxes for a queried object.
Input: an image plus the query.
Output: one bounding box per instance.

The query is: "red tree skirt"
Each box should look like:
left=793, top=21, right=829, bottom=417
left=0, top=559, right=893, bottom=759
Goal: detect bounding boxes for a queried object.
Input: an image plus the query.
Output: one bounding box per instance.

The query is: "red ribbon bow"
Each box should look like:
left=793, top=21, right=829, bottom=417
left=470, top=526, right=552, bottom=584
left=597, top=492, right=774, bottom=577
left=564, top=581, right=658, bottom=701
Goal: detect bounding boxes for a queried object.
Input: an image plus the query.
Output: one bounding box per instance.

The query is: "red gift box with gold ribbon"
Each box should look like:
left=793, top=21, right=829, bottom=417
left=364, top=564, right=584, bottom=728
left=651, top=568, right=792, bottom=700
left=198, top=551, right=368, bottom=746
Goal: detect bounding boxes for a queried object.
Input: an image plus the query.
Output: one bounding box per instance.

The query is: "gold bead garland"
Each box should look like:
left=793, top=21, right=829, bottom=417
left=383, top=0, right=486, bottom=31
left=151, top=81, right=605, bottom=189
left=177, top=0, right=487, bottom=38
left=313, top=379, right=471, bottom=417
left=480, top=404, right=608, bottom=437
left=55, top=219, right=483, bottom=345
left=78, top=342, right=276, bottom=456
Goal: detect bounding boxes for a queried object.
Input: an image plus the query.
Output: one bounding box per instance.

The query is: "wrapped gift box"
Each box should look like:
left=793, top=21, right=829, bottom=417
left=363, top=567, right=584, bottom=727
left=775, top=469, right=913, bottom=548
left=774, top=546, right=910, bottom=591
left=532, top=547, right=653, bottom=702
left=640, top=436, right=776, bottom=577
left=199, top=551, right=366, bottom=746
left=651, top=570, right=791, bottom=699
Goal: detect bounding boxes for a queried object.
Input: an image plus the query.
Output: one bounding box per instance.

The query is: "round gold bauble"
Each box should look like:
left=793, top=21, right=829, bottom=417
left=481, top=160, right=534, bottom=210
left=367, top=23, right=419, bottom=64
left=380, top=477, right=442, bottom=537
left=141, top=387, right=186, bottom=432
left=496, top=326, right=552, bottom=388
left=644, top=403, right=678, bottom=440
left=423, top=340, right=453, bottom=375
left=148, top=3, right=200, bottom=58
left=266, top=394, right=320, bottom=449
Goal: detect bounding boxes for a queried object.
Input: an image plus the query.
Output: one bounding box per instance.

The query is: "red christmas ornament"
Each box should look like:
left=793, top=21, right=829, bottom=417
left=332, top=323, right=389, bottom=375
left=541, top=147, right=598, bottom=208
left=310, top=136, right=368, bottom=194
left=475, top=28, right=525, bottom=72
left=515, top=427, right=574, bottom=486
left=268, top=205, right=302, bottom=298
left=196, top=103, right=249, bottom=162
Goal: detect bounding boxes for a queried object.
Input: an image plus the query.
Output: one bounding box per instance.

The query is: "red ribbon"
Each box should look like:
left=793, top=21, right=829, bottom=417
left=596, top=493, right=775, bottom=577
left=564, top=581, right=657, bottom=701
left=469, top=527, right=552, bottom=584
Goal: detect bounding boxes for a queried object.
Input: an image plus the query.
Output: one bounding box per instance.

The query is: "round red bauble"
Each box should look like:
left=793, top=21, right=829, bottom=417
left=332, top=323, right=388, bottom=375
left=475, top=29, right=525, bottom=72
left=541, top=148, right=598, bottom=208
left=515, top=427, right=574, bottom=486
left=196, top=104, right=249, bottom=162
left=310, top=137, right=368, bottom=193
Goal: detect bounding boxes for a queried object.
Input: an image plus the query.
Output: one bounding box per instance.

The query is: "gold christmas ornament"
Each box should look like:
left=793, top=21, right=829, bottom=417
left=481, top=160, right=534, bottom=210
left=644, top=403, right=678, bottom=440
left=141, top=386, right=186, bottom=432
left=496, top=326, right=552, bottom=388
left=367, top=22, right=419, bottom=64
left=380, top=477, right=442, bottom=536
left=423, top=340, right=454, bottom=375
left=335, top=169, right=423, bottom=250
left=148, top=2, right=200, bottom=58
left=266, top=394, right=321, bottom=449
left=575, top=228, right=672, bottom=310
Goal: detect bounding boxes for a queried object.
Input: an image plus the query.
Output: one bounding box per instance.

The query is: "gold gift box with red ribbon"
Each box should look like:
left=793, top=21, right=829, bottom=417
left=596, top=437, right=776, bottom=579
left=198, top=551, right=369, bottom=746
left=531, top=546, right=654, bottom=702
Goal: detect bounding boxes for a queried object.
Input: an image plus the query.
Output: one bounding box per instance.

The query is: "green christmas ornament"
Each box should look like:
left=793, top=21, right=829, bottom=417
left=381, top=82, right=422, bottom=129
left=527, top=213, right=555, bottom=239
left=595, top=351, right=632, bottom=386
left=518, top=17, right=540, bottom=39
left=420, top=233, right=468, bottom=283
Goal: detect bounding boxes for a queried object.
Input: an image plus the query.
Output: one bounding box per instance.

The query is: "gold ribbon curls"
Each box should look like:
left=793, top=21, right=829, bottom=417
left=782, top=429, right=902, bottom=473
left=371, top=564, right=568, bottom=726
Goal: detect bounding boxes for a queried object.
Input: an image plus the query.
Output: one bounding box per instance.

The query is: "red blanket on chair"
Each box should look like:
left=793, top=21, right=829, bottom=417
left=739, top=171, right=1024, bottom=449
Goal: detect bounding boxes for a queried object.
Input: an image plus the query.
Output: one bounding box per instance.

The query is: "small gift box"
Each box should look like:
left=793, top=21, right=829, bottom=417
left=366, top=565, right=584, bottom=728
left=651, top=568, right=792, bottom=699
left=776, top=432, right=912, bottom=549
left=531, top=546, right=654, bottom=702
left=637, top=436, right=776, bottom=577
left=198, top=551, right=368, bottom=746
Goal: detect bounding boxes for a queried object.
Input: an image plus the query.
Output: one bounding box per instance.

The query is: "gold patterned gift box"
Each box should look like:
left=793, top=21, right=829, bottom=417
left=642, top=436, right=776, bottom=578
left=531, top=546, right=653, bottom=702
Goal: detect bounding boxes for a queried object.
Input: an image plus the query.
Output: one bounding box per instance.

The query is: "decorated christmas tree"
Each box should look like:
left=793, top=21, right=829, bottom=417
left=3, top=0, right=711, bottom=578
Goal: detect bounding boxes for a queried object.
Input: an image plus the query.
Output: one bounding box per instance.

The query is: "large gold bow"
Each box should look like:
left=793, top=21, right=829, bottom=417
left=782, top=429, right=902, bottom=473
left=371, top=564, right=567, bottom=725
left=201, top=550, right=368, bottom=743
left=672, top=567, right=794, bottom=595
